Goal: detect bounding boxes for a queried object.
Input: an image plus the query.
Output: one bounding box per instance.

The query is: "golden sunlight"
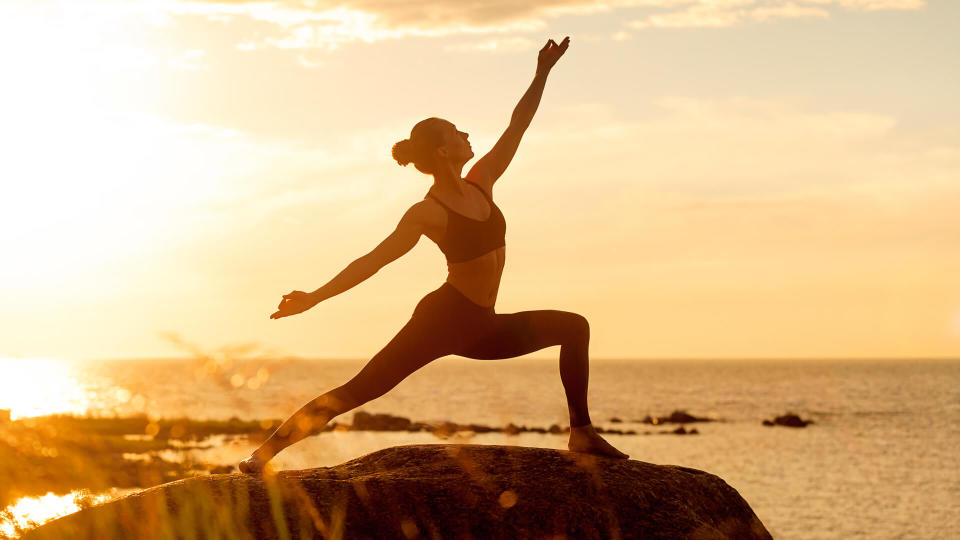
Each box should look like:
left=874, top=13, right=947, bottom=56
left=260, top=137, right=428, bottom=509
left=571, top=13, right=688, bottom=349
left=0, top=358, right=88, bottom=420
left=0, top=4, right=232, bottom=290
left=0, top=489, right=131, bottom=537
left=0, top=492, right=80, bottom=537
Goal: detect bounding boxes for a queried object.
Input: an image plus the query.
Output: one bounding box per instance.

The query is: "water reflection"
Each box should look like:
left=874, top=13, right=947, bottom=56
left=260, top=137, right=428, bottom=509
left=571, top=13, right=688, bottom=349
left=0, top=488, right=136, bottom=538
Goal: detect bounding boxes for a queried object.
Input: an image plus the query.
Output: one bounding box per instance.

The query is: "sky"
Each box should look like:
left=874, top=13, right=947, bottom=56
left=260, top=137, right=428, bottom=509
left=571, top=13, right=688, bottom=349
left=0, top=0, right=957, bottom=362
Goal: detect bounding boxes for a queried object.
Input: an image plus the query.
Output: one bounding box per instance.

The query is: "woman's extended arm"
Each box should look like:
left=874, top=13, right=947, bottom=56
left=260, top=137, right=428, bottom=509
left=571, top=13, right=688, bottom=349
left=467, top=36, right=570, bottom=187
left=270, top=203, right=429, bottom=319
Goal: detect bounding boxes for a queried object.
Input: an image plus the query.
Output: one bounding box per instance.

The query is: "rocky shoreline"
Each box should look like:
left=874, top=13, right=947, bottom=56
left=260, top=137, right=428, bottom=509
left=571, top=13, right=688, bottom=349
left=1, top=410, right=705, bottom=511
left=326, top=409, right=714, bottom=438
left=24, top=444, right=773, bottom=540
left=0, top=407, right=808, bottom=535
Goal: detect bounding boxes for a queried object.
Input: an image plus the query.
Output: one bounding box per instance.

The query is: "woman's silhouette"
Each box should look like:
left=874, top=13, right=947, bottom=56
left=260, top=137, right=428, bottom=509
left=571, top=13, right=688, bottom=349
left=240, top=36, right=628, bottom=474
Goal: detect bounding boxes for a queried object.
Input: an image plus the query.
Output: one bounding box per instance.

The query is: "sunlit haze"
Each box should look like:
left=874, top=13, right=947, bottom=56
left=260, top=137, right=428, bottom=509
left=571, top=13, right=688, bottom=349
left=1, top=0, right=957, bottom=361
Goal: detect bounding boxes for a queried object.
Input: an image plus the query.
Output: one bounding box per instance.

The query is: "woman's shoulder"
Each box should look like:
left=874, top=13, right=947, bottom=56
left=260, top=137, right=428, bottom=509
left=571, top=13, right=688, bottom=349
left=411, top=197, right=447, bottom=228
left=464, top=170, right=494, bottom=198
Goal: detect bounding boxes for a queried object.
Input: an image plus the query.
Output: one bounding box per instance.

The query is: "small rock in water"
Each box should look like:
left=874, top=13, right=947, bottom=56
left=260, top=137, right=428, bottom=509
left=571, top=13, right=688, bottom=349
left=636, top=410, right=714, bottom=425
left=665, top=410, right=712, bottom=423
left=762, top=413, right=814, bottom=428
left=466, top=423, right=496, bottom=433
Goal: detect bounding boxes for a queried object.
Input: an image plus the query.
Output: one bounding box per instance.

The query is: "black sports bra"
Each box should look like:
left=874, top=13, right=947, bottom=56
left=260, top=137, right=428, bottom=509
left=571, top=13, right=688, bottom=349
left=427, top=181, right=506, bottom=263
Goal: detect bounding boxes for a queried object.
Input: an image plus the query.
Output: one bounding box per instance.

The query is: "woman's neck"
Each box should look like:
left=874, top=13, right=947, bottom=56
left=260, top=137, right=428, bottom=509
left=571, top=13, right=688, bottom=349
left=431, top=162, right=467, bottom=194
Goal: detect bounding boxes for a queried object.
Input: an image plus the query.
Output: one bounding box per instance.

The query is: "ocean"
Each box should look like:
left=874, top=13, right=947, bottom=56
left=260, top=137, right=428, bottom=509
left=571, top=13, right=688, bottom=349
left=4, top=356, right=959, bottom=539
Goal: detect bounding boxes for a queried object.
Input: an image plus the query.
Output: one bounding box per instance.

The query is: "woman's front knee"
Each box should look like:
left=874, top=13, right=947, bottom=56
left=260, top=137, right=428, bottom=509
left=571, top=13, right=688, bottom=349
left=565, top=312, right=590, bottom=343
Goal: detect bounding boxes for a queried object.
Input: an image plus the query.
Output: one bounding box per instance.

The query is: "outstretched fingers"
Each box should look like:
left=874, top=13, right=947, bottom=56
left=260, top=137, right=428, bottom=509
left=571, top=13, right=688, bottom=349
left=540, top=36, right=571, bottom=56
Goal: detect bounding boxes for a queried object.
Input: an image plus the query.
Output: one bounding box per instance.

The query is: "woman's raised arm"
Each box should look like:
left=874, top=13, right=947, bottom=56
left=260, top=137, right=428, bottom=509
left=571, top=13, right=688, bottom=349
left=270, top=202, right=430, bottom=319
left=467, top=36, right=570, bottom=188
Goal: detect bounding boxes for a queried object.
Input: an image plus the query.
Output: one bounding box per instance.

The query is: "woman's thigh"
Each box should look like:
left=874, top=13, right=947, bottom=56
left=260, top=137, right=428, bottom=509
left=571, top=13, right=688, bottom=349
left=458, top=309, right=585, bottom=360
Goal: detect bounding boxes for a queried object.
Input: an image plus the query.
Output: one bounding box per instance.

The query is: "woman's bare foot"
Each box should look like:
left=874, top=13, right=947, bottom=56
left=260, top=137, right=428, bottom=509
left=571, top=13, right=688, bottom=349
left=567, top=424, right=630, bottom=459
left=238, top=454, right=269, bottom=475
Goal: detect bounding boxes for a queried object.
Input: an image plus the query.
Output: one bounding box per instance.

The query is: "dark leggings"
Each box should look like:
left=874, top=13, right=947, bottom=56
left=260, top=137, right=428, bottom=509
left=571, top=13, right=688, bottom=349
left=335, top=282, right=593, bottom=427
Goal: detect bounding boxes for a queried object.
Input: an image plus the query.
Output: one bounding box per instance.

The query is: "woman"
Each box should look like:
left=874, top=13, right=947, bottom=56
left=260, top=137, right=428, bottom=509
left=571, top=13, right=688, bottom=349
left=240, top=36, right=628, bottom=474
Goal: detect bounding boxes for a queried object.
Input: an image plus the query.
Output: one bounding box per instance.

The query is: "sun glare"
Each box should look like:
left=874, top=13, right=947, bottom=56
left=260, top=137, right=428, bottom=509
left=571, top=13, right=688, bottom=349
left=0, top=358, right=89, bottom=420
left=0, top=2, right=237, bottom=291
left=0, top=489, right=131, bottom=537
left=0, top=492, right=80, bottom=537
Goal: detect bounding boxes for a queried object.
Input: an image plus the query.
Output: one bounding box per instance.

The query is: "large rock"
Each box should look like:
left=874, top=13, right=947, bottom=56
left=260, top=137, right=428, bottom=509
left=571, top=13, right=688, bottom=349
left=26, top=444, right=771, bottom=540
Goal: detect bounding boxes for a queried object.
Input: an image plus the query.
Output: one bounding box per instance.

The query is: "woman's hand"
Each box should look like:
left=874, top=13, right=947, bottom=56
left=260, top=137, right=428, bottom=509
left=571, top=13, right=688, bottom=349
left=537, top=36, right=570, bottom=75
left=270, top=290, right=319, bottom=319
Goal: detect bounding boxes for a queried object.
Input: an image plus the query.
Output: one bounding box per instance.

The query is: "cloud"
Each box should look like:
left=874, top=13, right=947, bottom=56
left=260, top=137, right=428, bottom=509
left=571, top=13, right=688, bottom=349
left=627, top=0, right=924, bottom=29
left=443, top=37, right=540, bottom=53
left=6, top=0, right=930, bottom=55
left=153, top=0, right=926, bottom=50
left=168, top=48, right=209, bottom=70
left=629, top=2, right=828, bottom=29
left=806, top=0, right=926, bottom=10
left=508, top=94, right=959, bottom=219
left=171, top=0, right=597, bottom=29
left=488, top=95, right=960, bottom=307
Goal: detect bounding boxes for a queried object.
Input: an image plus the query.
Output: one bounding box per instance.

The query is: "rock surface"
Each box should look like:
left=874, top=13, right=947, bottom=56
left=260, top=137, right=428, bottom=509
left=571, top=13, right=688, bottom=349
left=26, top=444, right=772, bottom=540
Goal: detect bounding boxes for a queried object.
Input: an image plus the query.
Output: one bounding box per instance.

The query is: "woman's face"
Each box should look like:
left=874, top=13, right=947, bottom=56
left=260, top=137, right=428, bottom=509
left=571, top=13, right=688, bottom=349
left=440, top=121, right=473, bottom=166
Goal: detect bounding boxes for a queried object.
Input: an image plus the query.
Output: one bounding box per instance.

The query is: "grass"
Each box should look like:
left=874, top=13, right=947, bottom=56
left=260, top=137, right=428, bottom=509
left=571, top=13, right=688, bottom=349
left=0, top=413, right=282, bottom=511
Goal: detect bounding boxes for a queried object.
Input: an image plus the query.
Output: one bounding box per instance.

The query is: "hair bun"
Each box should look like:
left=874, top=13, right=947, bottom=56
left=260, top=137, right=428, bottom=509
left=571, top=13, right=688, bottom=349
left=391, top=139, right=414, bottom=166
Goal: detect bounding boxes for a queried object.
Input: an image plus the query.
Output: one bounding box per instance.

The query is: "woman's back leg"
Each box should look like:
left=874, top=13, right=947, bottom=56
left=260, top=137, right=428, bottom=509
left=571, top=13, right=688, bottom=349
left=243, top=315, right=449, bottom=470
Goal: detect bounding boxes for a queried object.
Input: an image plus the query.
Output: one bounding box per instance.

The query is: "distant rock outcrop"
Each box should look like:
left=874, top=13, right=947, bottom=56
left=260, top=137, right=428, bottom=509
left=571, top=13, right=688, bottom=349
left=762, top=413, right=814, bottom=428
left=27, top=444, right=771, bottom=540
left=350, top=411, right=413, bottom=431
left=323, top=411, right=698, bottom=437
left=345, top=411, right=574, bottom=436
left=636, top=410, right=716, bottom=425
